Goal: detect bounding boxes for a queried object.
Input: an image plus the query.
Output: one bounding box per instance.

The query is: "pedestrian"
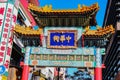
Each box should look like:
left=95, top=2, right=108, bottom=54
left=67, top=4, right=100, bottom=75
left=28, top=70, right=33, bottom=80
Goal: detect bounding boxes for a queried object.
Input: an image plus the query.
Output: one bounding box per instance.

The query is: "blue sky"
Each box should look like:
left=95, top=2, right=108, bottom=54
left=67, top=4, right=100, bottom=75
left=38, top=0, right=108, bottom=75
left=39, top=0, right=108, bottom=27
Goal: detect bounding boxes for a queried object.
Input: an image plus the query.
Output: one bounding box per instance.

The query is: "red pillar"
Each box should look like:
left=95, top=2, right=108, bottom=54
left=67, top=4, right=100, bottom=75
left=82, top=34, right=84, bottom=47
left=94, top=67, right=102, bottom=80
left=94, top=48, right=102, bottom=80
left=21, top=65, right=29, bottom=80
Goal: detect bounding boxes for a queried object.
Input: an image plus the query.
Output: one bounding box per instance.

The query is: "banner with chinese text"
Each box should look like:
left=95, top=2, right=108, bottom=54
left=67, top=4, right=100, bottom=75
left=0, top=3, right=7, bottom=42
left=0, top=0, right=19, bottom=78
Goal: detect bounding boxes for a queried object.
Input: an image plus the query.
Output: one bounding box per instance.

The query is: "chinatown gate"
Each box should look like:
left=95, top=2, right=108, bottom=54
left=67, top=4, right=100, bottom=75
left=0, top=1, right=115, bottom=80
left=18, top=3, right=114, bottom=80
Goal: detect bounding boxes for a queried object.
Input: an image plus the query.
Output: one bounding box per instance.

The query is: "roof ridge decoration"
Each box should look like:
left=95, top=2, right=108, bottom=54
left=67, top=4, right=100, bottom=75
left=14, top=25, right=115, bottom=36
left=28, top=3, right=99, bottom=12
left=83, top=25, right=115, bottom=37
left=14, top=24, right=43, bottom=35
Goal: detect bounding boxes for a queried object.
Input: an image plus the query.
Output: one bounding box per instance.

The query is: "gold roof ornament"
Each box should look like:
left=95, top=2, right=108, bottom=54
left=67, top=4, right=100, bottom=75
left=28, top=3, right=99, bottom=13
left=83, top=25, right=115, bottom=37
left=42, top=5, right=52, bottom=12
left=14, top=24, right=43, bottom=35
left=78, top=4, right=81, bottom=10
left=85, top=26, right=90, bottom=31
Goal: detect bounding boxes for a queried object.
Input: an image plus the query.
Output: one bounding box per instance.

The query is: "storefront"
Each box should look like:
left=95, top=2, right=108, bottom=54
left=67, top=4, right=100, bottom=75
left=30, top=70, right=47, bottom=80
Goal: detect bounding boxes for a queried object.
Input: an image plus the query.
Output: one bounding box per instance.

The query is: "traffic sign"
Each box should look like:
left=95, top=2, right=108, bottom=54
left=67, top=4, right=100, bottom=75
left=0, top=65, right=6, bottom=74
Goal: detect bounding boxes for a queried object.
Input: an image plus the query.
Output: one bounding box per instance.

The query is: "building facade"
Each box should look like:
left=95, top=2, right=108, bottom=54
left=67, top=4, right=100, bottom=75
left=11, top=0, right=55, bottom=80
left=7, top=0, right=37, bottom=79
left=103, top=0, right=120, bottom=80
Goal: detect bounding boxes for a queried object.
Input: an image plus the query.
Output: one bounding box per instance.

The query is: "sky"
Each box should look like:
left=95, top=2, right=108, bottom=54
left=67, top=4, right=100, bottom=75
left=39, top=0, right=108, bottom=27
left=38, top=0, right=108, bottom=76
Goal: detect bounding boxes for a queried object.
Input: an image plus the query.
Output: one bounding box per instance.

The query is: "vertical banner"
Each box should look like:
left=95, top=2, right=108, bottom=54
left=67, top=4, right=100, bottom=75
left=4, top=0, right=19, bottom=72
left=0, top=3, right=7, bottom=42
left=0, top=0, right=19, bottom=78
left=0, top=3, right=14, bottom=66
left=0, top=4, right=7, bottom=76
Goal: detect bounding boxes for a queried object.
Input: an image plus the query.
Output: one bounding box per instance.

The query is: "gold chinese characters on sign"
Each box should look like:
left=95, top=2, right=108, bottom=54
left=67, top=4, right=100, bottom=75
left=47, top=30, right=77, bottom=48
left=53, top=35, right=71, bottom=43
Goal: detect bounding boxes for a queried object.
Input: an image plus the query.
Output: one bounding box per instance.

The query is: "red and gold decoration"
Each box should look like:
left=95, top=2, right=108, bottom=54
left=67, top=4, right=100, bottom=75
left=83, top=25, right=115, bottom=37
left=28, top=3, right=99, bottom=13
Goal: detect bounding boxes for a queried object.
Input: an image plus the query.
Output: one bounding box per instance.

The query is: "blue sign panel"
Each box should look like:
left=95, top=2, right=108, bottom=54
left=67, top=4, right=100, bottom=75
left=47, top=30, right=77, bottom=48
left=0, top=65, right=6, bottom=74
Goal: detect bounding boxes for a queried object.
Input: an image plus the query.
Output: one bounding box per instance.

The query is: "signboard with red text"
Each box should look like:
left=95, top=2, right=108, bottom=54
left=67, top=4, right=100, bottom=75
left=0, top=0, right=19, bottom=77
left=0, top=2, right=8, bottom=66
left=0, top=3, right=14, bottom=66
left=4, top=2, right=19, bottom=72
left=0, top=3, right=7, bottom=41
